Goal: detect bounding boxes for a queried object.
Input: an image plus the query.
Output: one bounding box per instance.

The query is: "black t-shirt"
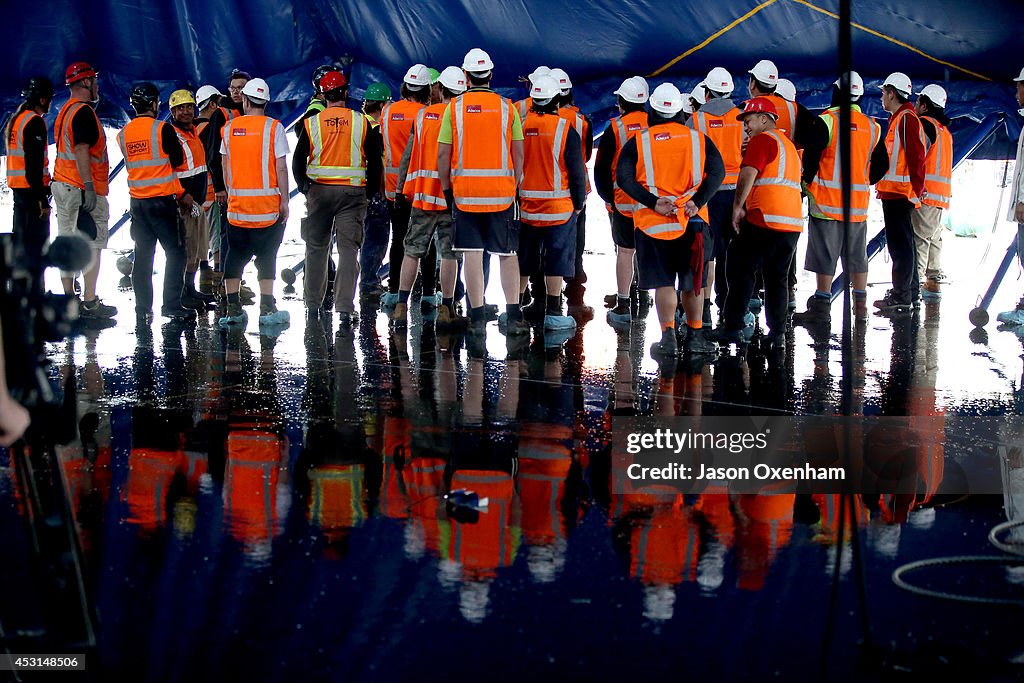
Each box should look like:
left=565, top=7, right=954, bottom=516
left=71, top=105, right=101, bottom=147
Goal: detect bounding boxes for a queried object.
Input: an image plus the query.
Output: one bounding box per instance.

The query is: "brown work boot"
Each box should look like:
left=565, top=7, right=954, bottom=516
left=390, top=302, right=408, bottom=328
left=436, top=303, right=468, bottom=329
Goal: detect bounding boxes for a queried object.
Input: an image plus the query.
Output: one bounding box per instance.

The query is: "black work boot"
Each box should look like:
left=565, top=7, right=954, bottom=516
left=649, top=327, right=678, bottom=358
left=683, top=326, right=718, bottom=355
left=792, top=295, right=831, bottom=327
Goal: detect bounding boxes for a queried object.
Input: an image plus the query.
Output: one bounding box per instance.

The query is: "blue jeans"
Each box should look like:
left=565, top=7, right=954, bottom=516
left=359, top=192, right=390, bottom=292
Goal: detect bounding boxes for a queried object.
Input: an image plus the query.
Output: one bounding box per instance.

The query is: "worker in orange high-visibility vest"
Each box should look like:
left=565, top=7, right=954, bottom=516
left=218, top=77, right=292, bottom=329
left=293, top=70, right=384, bottom=326
left=689, top=67, right=744, bottom=328
left=516, top=75, right=587, bottom=333
left=794, top=71, right=884, bottom=327
left=5, top=76, right=53, bottom=260
left=594, top=76, right=650, bottom=325
left=438, top=48, right=528, bottom=337
left=710, top=97, right=803, bottom=351
left=117, top=83, right=195, bottom=323
left=169, top=89, right=216, bottom=312
left=515, top=66, right=549, bottom=121
left=869, top=72, right=928, bottom=313
left=617, top=83, right=725, bottom=360
left=52, top=61, right=116, bottom=320
left=194, top=85, right=225, bottom=293
left=380, top=64, right=432, bottom=309
left=913, top=84, right=953, bottom=298
left=391, top=66, right=469, bottom=330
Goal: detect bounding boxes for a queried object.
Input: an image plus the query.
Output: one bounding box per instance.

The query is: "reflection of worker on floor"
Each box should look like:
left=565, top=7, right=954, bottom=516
left=732, top=491, right=796, bottom=592
left=297, top=423, right=368, bottom=556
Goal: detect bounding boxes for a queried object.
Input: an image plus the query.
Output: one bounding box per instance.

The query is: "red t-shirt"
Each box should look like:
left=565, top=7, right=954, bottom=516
left=741, top=133, right=780, bottom=229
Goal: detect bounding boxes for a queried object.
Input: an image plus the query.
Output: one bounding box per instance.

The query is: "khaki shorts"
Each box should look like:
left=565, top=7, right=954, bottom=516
left=183, top=204, right=211, bottom=264
left=404, top=207, right=461, bottom=260
left=52, top=180, right=109, bottom=277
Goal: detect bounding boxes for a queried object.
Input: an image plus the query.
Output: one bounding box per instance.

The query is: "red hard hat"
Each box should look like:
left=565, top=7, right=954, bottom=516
left=65, top=61, right=97, bottom=85
left=738, top=96, right=778, bottom=120
left=319, top=70, right=347, bottom=92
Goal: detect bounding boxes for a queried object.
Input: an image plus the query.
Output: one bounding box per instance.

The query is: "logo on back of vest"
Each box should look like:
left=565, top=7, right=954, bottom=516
left=126, top=140, right=150, bottom=156
left=654, top=132, right=671, bottom=141
left=231, top=129, right=247, bottom=136
left=391, top=113, right=405, bottom=121
left=466, top=105, right=482, bottom=113
left=626, top=123, right=642, bottom=131
left=709, top=120, right=724, bottom=129
left=525, top=128, right=539, bottom=137
left=425, top=113, right=440, bottom=121
left=850, top=124, right=859, bottom=131
left=324, top=116, right=349, bottom=128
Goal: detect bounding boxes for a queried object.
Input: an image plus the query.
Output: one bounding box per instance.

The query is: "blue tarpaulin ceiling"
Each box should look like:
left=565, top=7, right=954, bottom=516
left=4, top=0, right=1023, bottom=158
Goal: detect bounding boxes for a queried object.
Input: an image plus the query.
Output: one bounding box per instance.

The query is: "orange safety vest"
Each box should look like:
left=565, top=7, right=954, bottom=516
left=633, top=122, right=710, bottom=239
left=224, top=430, right=283, bottom=545
left=172, top=123, right=208, bottom=189
left=222, top=115, right=283, bottom=228
left=746, top=129, right=804, bottom=232
left=807, top=107, right=881, bottom=222
left=195, top=120, right=216, bottom=205
left=450, top=90, right=517, bottom=213
left=765, top=94, right=797, bottom=142
left=515, top=97, right=532, bottom=121
left=610, top=110, right=648, bottom=216
left=559, top=105, right=591, bottom=193
left=218, top=106, right=238, bottom=123
left=876, top=107, right=926, bottom=205
left=520, top=112, right=574, bottom=226
left=304, top=106, right=367, bottom=186
left=381, top=99, right=426, bottom=199
left=6, top=110, right=50, bottom=189
left=53, top=98, right=109, bottom=195
left=921, top=115, right=952, bottom=210
left=116, top=117, right=185, bottom=200
left=689, top=107, right=743, bottom=189
left=404, top=102, right=448, bottom=210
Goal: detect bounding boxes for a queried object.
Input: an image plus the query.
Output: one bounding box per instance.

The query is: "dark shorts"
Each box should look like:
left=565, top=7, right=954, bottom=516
left=635, top=222, right=703, bottom=291
left=611, top=209, right=636, bottom=249
left=804, top=215, right=868, bottom=275
left=518, top=214, right=578, bottom=278
left=453, top=204, right=520, bottom=255
left=224, top=220, right=286, bottom=280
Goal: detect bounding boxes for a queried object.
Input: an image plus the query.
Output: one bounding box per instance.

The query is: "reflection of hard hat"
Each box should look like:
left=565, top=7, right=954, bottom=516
left=403, top=63, right=431, bottom=89
left=649, top=83, right=684, bottom=116
left=438, top=66, right=467, bottom=94
left=549, top=68, right=572, bottom=93
left=462, top=48, right=494, bottom=73
left=643, top=585, right=676, bottom=621
left=364, top=82, right=392, bottom=102
left=917, top=83, right=947, bottom=108
left=704, top=67, right=734, bottom=94
left=833, top=71, right=864, bottom=98
left=195, top=85, right=223, bottom=108
left=881, top=72, right=913, bottom=96
left=65, top=61, right=97, bottom=85
left=614, top=76, right=649, bottom=104
left=530, top=75, right=561, bottom=103
left=458, top=581, right=491, bottom=624
left=169, top=89, right=196, bottom=108
left=775, top=78, right=797, bottom=102
left=748, top=59, right=779, bottom=86
left=241, top=78, right=271, bottom=102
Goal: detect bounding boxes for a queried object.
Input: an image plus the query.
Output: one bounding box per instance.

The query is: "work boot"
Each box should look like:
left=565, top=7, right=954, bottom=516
left=206, top=270, right=224, bottom=297
left=788, top=287, right=798, bottom=311
left=80, top=297, right=118, bottom=319
left=218, top=301, right=247, bottom=327
left=682, top=326, right=717, bottom=355
left=239, top=281, right=256, bottom=304
left=854, top=294, right=868, bottom=319
left=702, top=300, right=713, bottom=328
left=390, top=302, right=409, bottom=328
left=543, top=313, right=577, bottom=332
left=649, top=327, right=678, bottom=358
left=436, top=304, right=468, bottom=330
left=567, top=301, right=594, bottom=321
left=259, top=300, right=290, bottom=326
left=498, top=312, right=531, bottom=336
left=873, top=289, right=911, bottom=314
left=706, top=326, right=747, bottom=345
left=604, top=293, right=619, bottom=308
left=922, top=278, right=941, bottom=301
left=792, top=295, right=831, bottom=327
left=420, top=291, right=441, bottom=314
left=381, top=292, right=400, bottom=310
left=162, top=306, right=198, bottom=322
left=997, top=296, right=1024, bottom=327
left=521, top=298, right=546, bottom=322
left=181, top=290, right=210, bottom=312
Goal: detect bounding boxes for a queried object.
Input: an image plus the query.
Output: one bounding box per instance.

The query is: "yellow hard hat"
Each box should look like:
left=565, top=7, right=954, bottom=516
left=169, top=89, right=196, bottom=108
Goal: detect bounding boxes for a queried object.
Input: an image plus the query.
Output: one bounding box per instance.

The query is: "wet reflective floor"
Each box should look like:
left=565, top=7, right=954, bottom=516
left=3, top=219, right=1024, bottom=682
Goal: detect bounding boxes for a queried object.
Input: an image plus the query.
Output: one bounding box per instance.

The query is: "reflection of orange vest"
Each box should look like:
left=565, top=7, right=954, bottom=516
left=450, top=91, right=517, bottom=213
left=812, top=493, right=869, bottom=544
left=408, top=456, right=446, bottom=553
left=558, top=105, right=591, bottom=193
left=735, top=493, right=795, bottom=591
left=124, top=448, right=182, bottom=532
left=308, top=464, right=366, bottom=538
left=381, top=416, right=411, bottom=519
left=447, top=470, right=518, bottom=580
left=630, top=501, right=699, bottom=586
left=404, top=103, right=448, bottom=210
left=520, top=112, right=574, bottom=227
left=689, top=107, right=743, bottom=189
left=53, top=99, right=109, bottom=195
left=633, top=122, right=709, bottom=239
left=224, top=431, right=283, bottom=545
left=693, top=489, right=735, bottom=548
left=303, top=106, right=368, bottom=186
left=381, top=100, right=425, bottom=199
left=746, top=130, right=804, bottom=232
left=807, top=108, right=881, bottom=221
left=610, top=111, right=648, bottom=216
left=6, top=111, right=50, bottom=189
left=222, top=115, right=283, bottom=228
left=920, top=115, right=952, bottom=210
left=876, top=108, right=926, bottom=205
left=519, top=425, right=573, bottom=545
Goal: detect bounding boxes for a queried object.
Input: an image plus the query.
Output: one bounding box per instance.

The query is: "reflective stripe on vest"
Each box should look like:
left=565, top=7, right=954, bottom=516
left=174, top=126, right=208, bottom=179
left=520, top=114, right=573, bottom=226
left=223, top=116, right=282, bottom=228
left=747, top=130, right=804, bottom=232
left=53, top=99, right=109, bottom=195
left=921, top=115, right=952, bottom=209
left=611, top=110, right=648, bottom=216
left=807, top=108, right=880, bottom=222
left=6, top=111, right=50, bottom=189
left=116, top=118, right=184, bottom=199
left=381, top=100, right=425, bottom=199
left=305, top=107, right=367, bottom=186
left=633, top=123, right=706, bottom=240
left=878, top=108, right=925, bottom=205
left=691, top=108, right=743, bottom=189
left=559, top=105, right=591, bottom=194
left=406, top=104, right=449, bottom=211
left=451, top=91, right=516, bottom=213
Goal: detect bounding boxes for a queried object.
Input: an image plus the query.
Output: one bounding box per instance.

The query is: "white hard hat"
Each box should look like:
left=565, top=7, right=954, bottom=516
left=614, top=76, right=649, bottom=104
left=462, top=48, right=494, bottom=73
left=881, top=72, right=913, bottom=96
left=549, top=68, right=572, bottom=93
left=403, top=64, right=431, bottom=88
left=681, top=98, right=693, bottom=114
left=528, top=66, right=551, bottom=84
left=1015, top=67, right=1024, bottom=82
left=833, top=71, right=864, bottom=98
left=918, top=84, right=947, bottom=108
left=241, top=78, right=270, bottom=102
left=195, top=85, right=224, bottom=108
left=690, top=82, right=706, bottom=105
left=530, top=74, right=561, bottom=102
left=748, top=59, right=779, bottom=87
left=650, top=83, right=684, bottom=116
left=704, top=67, right=734, bottom=94
left=775, top=78, right=796, bottom=102
left=438, top=66, right=467, bottom=93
